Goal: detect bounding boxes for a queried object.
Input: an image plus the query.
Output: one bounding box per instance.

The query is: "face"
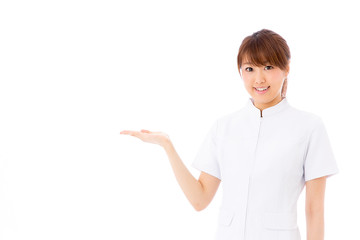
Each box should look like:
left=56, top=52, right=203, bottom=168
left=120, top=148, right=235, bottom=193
left=240, top=58, right=290, bottom=111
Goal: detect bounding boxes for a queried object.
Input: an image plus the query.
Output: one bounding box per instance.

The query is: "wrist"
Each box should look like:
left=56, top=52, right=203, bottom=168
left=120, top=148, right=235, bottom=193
left=161, top=138, right=173, bottom=150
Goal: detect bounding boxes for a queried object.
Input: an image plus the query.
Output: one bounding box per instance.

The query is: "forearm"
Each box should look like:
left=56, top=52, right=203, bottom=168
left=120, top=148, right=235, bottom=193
left=306, top=210, right=324, bottom=240
left=162, top=139, right=205, bottom=211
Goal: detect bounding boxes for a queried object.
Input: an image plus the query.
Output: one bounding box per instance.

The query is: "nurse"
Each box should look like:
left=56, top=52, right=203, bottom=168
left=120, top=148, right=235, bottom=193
left=120, top=29, right=339, bottom=240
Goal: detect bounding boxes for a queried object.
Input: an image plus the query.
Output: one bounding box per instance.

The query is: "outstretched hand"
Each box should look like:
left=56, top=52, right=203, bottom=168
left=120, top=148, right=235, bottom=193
left=120, top=129, right=170, bottom=147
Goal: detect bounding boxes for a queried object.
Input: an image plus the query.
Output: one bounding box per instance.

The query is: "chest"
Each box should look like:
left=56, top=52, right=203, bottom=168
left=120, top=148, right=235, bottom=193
left=217, top=118, right=308, bottom=179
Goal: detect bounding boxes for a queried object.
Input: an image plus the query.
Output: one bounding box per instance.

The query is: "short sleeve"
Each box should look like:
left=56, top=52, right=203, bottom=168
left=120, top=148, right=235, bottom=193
left=191, top=120, right=221, bottom=180
left=303, top=117, right=339, bottom=182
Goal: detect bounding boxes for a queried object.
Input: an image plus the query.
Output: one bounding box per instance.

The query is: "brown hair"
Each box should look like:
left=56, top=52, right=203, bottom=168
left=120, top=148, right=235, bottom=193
left=237, top=29, right=291, bottom=73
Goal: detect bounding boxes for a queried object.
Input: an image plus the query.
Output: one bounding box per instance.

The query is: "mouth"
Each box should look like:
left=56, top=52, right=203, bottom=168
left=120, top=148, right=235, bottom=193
left=254, top=86, right=270, bottom=94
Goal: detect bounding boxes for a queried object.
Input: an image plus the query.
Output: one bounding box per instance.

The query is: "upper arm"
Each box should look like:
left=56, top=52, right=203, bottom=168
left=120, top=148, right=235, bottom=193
left=197, top=171, right=221, bottom=211
left=305, top=176, right=327, bottom=214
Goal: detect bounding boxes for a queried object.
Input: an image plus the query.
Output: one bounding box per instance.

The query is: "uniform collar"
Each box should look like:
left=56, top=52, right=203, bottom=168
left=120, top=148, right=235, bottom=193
left=246, top=97, right=290, bottom=118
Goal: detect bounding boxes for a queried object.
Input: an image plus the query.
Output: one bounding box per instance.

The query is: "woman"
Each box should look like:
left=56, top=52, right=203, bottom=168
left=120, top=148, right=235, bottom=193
left=120, top=29, right=339, bottom=240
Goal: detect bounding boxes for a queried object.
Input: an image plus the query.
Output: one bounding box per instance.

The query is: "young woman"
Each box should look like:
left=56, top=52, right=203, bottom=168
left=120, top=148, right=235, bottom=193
left=120, top=29, right=339, bottom=240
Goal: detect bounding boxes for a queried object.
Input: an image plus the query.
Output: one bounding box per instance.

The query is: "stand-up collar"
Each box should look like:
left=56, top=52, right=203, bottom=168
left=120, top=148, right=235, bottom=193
left=246, top=97, right=290, bottom=118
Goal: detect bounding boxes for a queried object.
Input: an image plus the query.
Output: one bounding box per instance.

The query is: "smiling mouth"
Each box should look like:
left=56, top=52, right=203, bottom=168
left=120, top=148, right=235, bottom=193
left=254, top=86, right=270, bottom=92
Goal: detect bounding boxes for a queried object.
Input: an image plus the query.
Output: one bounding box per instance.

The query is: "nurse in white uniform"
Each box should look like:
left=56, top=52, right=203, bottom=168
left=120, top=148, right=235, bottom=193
left=120, top=29, right=339, bottom=240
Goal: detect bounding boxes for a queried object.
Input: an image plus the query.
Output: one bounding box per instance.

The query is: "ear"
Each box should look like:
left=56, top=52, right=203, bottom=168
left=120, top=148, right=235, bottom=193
left=239, top=67, right=243, bottom=79
left=286, top=61, right=291, bottom=76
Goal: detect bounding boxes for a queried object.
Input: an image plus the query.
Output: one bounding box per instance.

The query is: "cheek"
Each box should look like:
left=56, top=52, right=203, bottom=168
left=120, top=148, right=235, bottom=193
left=242, top=75, right=253, bottom=85
left=271, top=70, right=285, bottom=79
left=267, top=72, right=284, bottom=85
left=243, top=79, right=254, bottom=89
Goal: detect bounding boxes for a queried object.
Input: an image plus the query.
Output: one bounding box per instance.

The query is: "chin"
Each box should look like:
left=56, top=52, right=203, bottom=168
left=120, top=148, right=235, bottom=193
left=251, top=95, right=274, bottom=103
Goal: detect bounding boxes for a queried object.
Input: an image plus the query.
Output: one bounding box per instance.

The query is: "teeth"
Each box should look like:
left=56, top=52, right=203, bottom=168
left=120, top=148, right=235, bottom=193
left=256, top=87, right=269, bottom=91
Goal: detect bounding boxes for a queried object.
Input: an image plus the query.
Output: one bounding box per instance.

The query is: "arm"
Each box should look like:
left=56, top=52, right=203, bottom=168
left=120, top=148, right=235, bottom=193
left=162, top=139, right=221, bottom=211
left=120, top=129, right=220, bottom=211
left=305, top=176, right=327, bottom=240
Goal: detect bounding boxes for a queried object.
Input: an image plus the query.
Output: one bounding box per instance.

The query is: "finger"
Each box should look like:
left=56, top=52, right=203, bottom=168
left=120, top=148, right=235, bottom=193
left=120, top=130, right=137, bottom=136
left=141, top=129, right=151, bottom=133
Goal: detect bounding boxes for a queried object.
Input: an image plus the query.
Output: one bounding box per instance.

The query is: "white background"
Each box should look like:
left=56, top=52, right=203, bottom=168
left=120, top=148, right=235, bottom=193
left=0, top=0, right=358, bottom=239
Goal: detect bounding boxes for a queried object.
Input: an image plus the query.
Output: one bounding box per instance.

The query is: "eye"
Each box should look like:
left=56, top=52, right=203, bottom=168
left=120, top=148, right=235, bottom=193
left=245, top=67, right=253, bottom=72
left=265, top=65, right=274, bottom=70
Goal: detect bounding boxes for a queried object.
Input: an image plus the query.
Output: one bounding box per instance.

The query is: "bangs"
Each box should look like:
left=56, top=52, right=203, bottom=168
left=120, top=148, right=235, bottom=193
left=242, top=48, right=274, bottom=67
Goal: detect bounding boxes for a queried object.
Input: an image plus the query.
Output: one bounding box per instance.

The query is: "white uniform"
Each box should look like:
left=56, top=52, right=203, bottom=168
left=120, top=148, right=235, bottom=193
left=192, top=97, right=339, bottom=240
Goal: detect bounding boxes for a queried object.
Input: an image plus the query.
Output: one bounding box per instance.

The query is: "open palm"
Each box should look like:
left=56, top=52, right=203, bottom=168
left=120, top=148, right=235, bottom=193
left=120, top=129, right=170, bottom=146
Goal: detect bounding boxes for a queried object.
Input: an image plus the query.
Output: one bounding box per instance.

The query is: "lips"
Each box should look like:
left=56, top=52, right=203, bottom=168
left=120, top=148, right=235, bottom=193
left=254, top=86, right=270, bottom=94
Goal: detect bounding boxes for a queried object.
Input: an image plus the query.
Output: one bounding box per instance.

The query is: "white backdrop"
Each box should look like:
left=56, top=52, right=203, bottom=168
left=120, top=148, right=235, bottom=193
left=0, top=0, right=358, bottom=239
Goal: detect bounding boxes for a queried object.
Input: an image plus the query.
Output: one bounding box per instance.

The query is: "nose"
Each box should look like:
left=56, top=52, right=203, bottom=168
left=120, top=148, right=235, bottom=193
left=255, top=70, right=265, bottom=84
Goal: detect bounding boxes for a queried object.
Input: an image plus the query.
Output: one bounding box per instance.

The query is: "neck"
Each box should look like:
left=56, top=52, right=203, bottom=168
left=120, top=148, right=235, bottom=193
left=253, top=95, right=283, bottom=112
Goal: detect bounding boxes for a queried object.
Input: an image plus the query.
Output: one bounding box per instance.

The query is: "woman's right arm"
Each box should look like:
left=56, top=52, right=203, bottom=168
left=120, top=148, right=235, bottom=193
left=120, top=129, right=220, bottom=211
left=162, top=139, right=221, bottom=211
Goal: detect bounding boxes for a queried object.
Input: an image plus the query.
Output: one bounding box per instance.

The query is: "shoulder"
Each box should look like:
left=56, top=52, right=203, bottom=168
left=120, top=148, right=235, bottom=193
left=286, top=105, right=323, bottom=128
left=213, top=108, right=246, bottom=131
left=205, top=108, right=246, bottom=140
left=289, top=106, right=322, bottom=126
left=218, top=109, right=244, bottom=123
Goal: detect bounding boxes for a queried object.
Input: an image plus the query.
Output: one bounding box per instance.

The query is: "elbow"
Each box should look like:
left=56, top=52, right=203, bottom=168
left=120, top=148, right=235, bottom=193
left=193, top=201, right=207, bottom=212
left=305, top=205, right=324, bottom=218
left=193, top=203, right=204, bottom=212
left=192, top=181, right=211, bottom=212
left=306, top=201, right=324, bottom=214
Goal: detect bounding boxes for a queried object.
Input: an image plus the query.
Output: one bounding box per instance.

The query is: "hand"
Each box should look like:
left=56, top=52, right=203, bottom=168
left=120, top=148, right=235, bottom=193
left=120, top=129, right=170, bottom=147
